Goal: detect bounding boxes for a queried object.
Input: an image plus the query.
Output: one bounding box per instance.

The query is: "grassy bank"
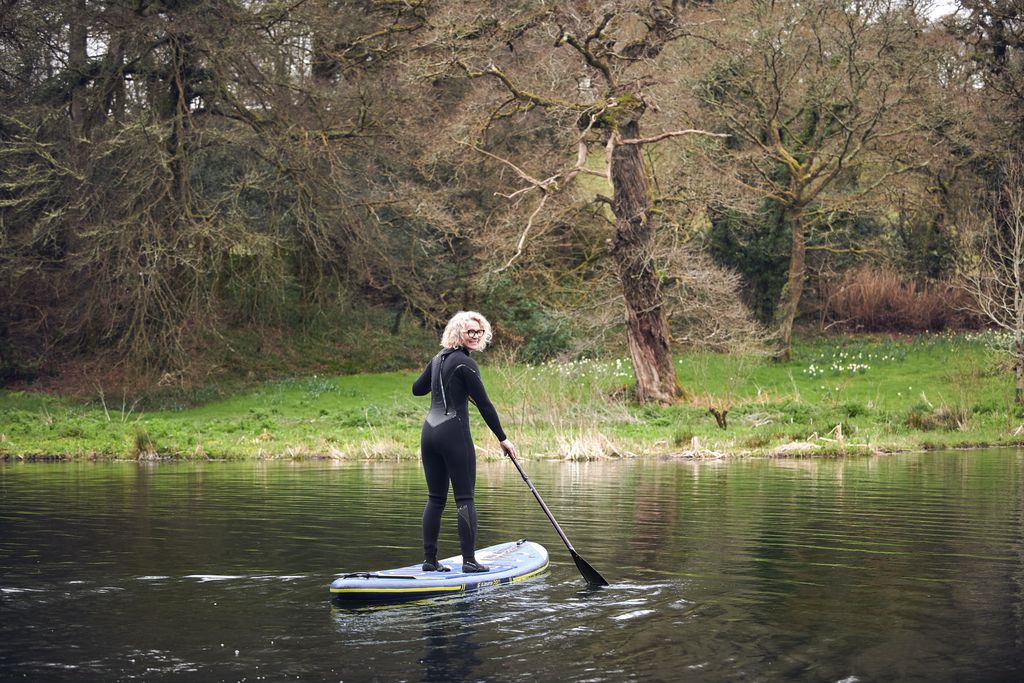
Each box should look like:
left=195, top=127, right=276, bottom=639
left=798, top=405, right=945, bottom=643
left=2, top=333, right=1023, bottom=460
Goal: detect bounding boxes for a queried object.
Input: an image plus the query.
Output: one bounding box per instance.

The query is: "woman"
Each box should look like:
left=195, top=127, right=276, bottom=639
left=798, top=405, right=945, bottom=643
left=412, top=311, right=518, bottom=573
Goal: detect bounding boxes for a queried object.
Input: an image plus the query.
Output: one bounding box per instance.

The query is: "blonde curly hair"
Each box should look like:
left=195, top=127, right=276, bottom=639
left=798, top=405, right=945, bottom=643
left=441, top=311, right=493, bottom=350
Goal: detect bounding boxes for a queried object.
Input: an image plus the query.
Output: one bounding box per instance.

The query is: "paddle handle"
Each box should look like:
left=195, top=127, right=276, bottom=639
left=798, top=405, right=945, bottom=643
left=509, top=455, right=576, bottom=554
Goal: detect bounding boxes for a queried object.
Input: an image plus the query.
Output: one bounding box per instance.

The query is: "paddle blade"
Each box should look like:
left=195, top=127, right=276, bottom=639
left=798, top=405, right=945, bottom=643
left=571, top=550, right=609, bottom=587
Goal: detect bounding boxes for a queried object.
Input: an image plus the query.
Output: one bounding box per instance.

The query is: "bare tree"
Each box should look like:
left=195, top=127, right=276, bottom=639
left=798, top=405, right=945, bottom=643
left=959, top=155, right=1024, bottom=404
left=694, top=0, right=933, bottom=358
left=0, top=0, right=446, bottom=377
left=948, top=0, right=1024, bottom=141
left=422, top=1, right=726, bottom=403
left=0, top=0, right=464, bottom=374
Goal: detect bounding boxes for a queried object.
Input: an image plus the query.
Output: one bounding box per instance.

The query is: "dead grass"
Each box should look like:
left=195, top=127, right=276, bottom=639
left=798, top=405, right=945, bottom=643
left=554, top=428, right=634, bottom=460
left=822, top=266, right=978, bottom=333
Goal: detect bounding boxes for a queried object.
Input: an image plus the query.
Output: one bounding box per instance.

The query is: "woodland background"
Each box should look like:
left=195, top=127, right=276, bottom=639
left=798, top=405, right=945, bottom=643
left=1, top=0, right=1022, bottom=402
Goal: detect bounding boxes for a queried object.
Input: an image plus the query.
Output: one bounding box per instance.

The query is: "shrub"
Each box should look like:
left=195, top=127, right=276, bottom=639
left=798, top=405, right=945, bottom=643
left=742, top=432, right=780, bottom=449
left=673, top=428, right=696, bottom=447
left=842, top=402, right=869, bottom=418
left=822, top=267, right=979, bottom=333
left=906, top=404, right=972, bottom=431
left=131, top=426, right=157, bottom=458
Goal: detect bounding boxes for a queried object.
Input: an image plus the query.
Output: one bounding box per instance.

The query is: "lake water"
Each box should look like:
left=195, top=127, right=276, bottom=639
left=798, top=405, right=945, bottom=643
left=1, top=451, right=1022, bottom=682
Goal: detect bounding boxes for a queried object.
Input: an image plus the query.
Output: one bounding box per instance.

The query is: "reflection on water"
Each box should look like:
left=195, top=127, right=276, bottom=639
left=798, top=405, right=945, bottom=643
left=1, top=452, right=1023, bottom=682
left=333, top=598, right=487, bottom=683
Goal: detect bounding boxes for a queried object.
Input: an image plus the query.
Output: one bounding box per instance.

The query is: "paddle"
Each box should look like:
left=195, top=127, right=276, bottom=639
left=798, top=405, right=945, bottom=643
left=508, top=455, right=609, bottom=587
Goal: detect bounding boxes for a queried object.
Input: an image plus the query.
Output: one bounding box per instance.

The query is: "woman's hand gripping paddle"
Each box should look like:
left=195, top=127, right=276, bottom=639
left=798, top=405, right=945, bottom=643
left=507, top=454, right=609, bottom=587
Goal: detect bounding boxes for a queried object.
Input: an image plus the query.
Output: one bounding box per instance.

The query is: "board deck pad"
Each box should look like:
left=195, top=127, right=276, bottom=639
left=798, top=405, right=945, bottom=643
left=330, top=539, right=548, bottom=603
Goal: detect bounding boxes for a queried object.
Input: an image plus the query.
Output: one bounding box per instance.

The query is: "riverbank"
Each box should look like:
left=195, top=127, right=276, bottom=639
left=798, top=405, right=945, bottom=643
left=2, top=333, right=1022, bottom=461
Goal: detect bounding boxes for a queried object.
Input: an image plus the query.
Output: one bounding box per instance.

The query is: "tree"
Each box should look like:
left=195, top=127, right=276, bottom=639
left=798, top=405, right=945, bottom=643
left=694, top=0, right=933, bottom=358
left=949, top=1, right=1024, bottom=140
left=0, top=0, right=451, bottom=378
left=424, top=1, right=727, bottom=403
left=959, top=155, right=1024, bottom=404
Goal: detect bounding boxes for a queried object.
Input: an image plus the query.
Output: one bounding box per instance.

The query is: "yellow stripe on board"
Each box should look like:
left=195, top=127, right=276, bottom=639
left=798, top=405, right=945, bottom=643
left=511, top=563, right=549, bottom=582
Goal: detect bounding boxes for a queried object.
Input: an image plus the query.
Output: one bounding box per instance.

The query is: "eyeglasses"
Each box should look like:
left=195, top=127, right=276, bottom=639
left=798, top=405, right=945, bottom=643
left=465, top=329, right=485, bottom=339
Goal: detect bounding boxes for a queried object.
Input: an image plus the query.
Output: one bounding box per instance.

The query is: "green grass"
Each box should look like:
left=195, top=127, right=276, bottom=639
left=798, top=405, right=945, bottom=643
left=2, top=333, right=1023, bottom=460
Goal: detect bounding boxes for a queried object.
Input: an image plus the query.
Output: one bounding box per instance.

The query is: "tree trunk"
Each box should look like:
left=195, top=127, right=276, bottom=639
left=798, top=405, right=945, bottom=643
left=68, top=0, right=88, bottom=140
left=102, top=35, right=128, bottom=124
left=775, top=204, right=806, bottom=361
left=610, top=118, right=682, bottom=404
left=165, top=33, right=194, bottom=203
left=1015, top=334, right=1023, bottom=405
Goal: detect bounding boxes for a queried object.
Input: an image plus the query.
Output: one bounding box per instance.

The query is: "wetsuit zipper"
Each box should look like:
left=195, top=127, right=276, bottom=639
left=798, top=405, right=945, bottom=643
left=439, top=354, right=448, bottom=415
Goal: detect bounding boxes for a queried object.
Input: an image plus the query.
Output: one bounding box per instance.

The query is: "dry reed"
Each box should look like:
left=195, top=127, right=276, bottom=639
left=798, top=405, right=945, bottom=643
left=822, top=267, right=976, bottom=332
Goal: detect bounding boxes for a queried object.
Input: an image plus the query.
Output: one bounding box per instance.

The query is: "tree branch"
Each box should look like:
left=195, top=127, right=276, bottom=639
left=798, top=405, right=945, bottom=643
left=556, top=15, right=615, bottom=86
left=618, top=129, right=730, bottom=145
left=456, top=61, right=581, bottom=111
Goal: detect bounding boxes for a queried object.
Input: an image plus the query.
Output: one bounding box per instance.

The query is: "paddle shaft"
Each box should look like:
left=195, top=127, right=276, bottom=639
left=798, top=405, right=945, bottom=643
left=509, top=456, right=576, bottom=552
left=508, top=456, right=609, bottom=586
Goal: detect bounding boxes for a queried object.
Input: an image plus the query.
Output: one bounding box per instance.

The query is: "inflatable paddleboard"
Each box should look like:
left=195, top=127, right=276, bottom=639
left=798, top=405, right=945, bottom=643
left=330, top=539, right=548, bottom=603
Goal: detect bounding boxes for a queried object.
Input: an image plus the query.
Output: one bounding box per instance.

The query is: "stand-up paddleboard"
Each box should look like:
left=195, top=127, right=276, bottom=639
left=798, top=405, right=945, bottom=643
left=330, top=539, right=548, bottom=603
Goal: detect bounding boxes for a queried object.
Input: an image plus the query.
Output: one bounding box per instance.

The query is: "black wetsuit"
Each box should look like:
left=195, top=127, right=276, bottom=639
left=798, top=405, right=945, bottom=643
left=412, top=347, right=506, bottom=565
